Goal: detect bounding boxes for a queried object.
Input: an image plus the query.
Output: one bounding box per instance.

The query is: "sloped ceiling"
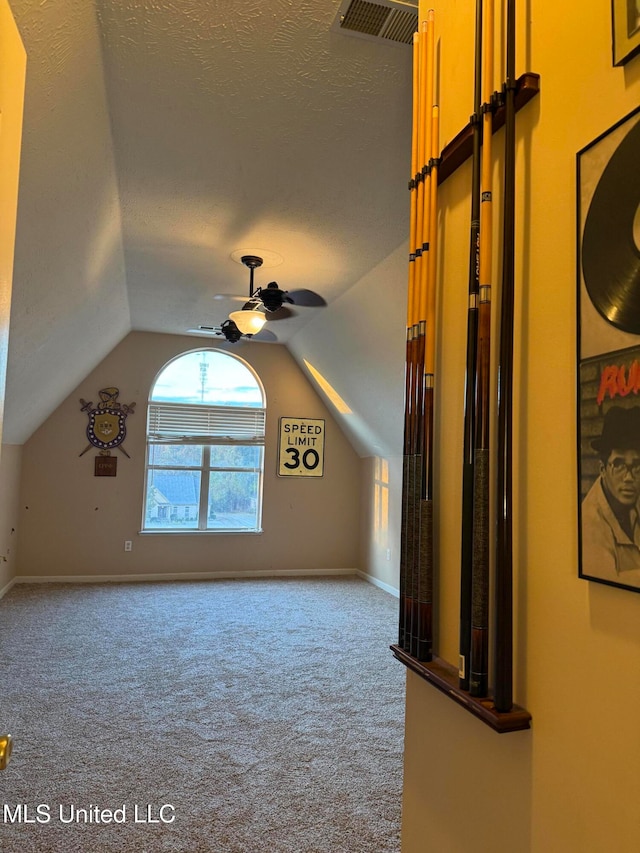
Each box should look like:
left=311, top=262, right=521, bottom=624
left=5, top=0, right=412, bottom=445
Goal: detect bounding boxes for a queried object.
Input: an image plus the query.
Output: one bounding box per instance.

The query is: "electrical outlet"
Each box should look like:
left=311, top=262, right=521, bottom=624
left=386, top=548, right=391, bottom=561
left=124, top=540, right=132, bottom=552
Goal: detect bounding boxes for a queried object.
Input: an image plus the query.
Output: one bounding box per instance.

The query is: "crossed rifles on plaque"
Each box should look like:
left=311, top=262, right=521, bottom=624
left=79, top=387, right=136, bottom=459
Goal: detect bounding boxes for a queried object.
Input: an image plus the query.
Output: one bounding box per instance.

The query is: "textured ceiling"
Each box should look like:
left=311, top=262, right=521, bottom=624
left=5, top=0, right=412, bottom=442
left=96, top=0, right=413, bottom=329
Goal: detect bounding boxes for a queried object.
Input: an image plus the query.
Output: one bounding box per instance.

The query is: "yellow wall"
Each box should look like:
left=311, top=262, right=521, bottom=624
left=401, top=1, right=640, bottom=851
left=0, top=0, right=25, bottom=592
left=17, top=332, right=361, bottom=579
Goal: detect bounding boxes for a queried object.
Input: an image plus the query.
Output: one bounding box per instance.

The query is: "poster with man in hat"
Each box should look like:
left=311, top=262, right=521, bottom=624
left=580, top=403, right=640, bottom=589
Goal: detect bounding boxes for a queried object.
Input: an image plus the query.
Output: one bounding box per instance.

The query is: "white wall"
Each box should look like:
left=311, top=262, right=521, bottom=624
left=5, top=0, right=130, bottom=445
left=17, top=332, right=361, bottom=580
left=289, top=243, right=408, bottom=592
left=0, top=446, right=22, bottom=594
left=289, top=243, right=407, bottom=461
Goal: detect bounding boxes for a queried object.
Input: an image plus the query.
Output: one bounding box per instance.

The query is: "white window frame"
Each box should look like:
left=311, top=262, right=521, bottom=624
left=142, top=350, right=266, bottom=534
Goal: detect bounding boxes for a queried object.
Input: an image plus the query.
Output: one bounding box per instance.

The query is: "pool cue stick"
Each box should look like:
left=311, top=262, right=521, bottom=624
left=400, top=30, right=421, bottom=650
left=459, top=0, right=483, bottom=692
left=494, top=0, right=516, bottom=713
left=403, top=24, right=429, bottom=652
left=417, top=97, right=439, bottom=662
left=469, top=0, right=495, bottom=699
left=414, top=11, right=435, bottom=661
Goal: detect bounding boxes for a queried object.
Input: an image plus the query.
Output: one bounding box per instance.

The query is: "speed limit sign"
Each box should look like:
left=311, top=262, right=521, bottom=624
left=277, top=417, right=325, bottom=477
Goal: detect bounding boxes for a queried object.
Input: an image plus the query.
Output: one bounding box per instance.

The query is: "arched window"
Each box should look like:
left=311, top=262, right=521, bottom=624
left=143, top=349, right=265, bottom=532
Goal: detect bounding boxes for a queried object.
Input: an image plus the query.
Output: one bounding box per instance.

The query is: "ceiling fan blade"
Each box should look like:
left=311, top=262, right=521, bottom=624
left=213, top=293, right=247, bottom=302
left=287, top=289, right=327, bottom=307
left=265, top=306, right=296, bottom=321
left=251, top=328, right=278, bottom=342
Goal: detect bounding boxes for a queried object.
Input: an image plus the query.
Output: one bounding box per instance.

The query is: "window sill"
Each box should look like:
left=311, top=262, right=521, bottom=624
left=139, top=529, right=263, bottom=536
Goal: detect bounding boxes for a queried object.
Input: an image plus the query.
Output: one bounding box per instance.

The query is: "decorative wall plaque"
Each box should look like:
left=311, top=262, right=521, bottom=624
left=79, top=387, right=136, bottom=459
left=94, top=454, right=117, bottom=477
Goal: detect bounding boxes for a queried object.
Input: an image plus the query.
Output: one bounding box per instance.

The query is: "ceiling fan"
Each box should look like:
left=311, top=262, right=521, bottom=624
left=215, top=254, right=327, bottom=321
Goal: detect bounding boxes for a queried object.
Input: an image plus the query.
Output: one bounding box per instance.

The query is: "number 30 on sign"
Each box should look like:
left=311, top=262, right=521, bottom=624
left=277, top=417, right=325, bottom=477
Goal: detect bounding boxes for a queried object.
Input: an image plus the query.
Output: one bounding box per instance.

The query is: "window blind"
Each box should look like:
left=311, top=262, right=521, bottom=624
left=147, top=403, right=266, bottom=444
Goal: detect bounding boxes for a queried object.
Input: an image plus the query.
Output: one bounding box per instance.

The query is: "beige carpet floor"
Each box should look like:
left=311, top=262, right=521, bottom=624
left=0, top=576, right=404, bottom=852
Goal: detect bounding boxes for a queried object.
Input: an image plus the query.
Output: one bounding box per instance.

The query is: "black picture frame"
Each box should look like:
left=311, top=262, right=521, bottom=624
left=577, top=107, right=640, bottom=593
left=612, top=0, right=640, bottom=66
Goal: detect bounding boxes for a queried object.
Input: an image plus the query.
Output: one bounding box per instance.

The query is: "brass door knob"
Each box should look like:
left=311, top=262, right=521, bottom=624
left=0, top=734, right=13, bottom=770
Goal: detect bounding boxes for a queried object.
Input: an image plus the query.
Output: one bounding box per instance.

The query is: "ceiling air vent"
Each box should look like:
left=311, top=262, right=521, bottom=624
left=332, top=0, right=418, bottom=46
left=186, top=325, right=218, bottom=335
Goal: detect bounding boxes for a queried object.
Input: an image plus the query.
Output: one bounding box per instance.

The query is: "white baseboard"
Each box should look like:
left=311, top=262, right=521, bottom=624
left=14, top=568, right=360, bottom=585
left=356, top=570, right=399, bottom=598
left=0, top=577, right=16, bottom=600
left=10, top=569, right=399, bottom=598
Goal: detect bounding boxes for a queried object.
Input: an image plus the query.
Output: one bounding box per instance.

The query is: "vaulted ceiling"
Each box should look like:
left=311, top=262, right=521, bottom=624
left=5, top=0, right=412, bottom=444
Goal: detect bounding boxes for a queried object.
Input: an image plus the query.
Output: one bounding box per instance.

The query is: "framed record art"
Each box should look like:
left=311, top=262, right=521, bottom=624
left=577, top=106, right=640, bottom=593
left=612, top=0, right=640, bottom=66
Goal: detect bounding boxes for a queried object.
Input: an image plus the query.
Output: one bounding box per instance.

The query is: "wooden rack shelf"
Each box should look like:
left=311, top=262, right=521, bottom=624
left=391, top=645, right=531, bottom=733
left=438, top=72, right=540, bottom=185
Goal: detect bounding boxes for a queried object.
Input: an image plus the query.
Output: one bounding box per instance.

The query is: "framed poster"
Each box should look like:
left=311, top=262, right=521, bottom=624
left=277, top=417, right=325, bottom=477
left=577, top=107, right=640, bottom=592
left=612, top=0, right=640, bottom=66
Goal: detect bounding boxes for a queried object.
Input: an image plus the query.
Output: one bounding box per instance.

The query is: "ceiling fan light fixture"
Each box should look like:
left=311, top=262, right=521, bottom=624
left=229, top=307, right=267, bottom=336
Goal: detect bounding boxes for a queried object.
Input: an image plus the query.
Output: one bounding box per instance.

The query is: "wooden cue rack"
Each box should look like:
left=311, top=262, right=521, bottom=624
left=391, top=71, right=539, bottom=735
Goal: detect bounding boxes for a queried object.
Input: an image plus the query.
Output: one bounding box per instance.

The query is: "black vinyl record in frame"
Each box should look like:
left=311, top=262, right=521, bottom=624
left=577, top=106, right=640, bottom=593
